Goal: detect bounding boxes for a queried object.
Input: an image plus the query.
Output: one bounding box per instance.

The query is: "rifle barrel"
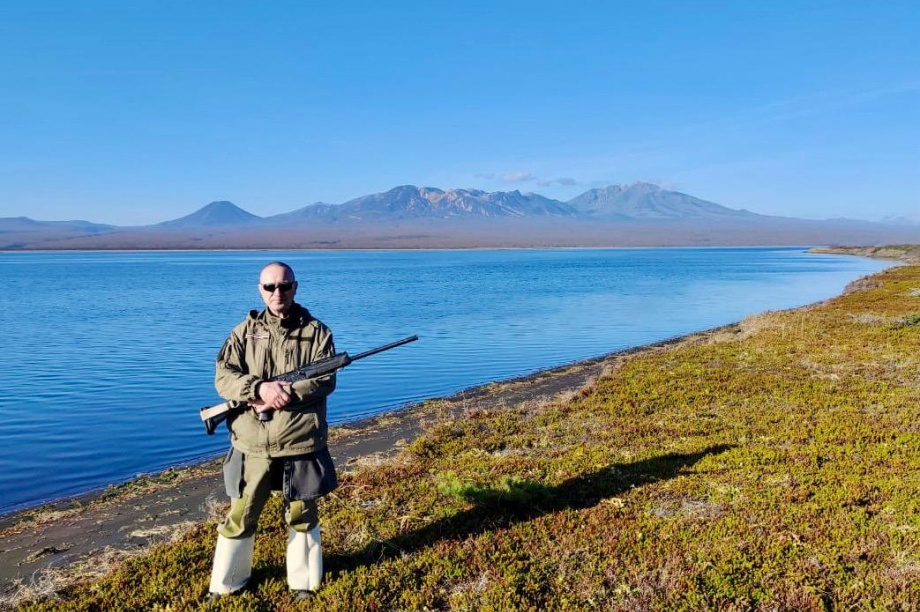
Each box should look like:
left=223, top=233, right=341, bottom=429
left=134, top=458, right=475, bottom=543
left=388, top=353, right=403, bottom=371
left=350, top=335, right=418, bottom=362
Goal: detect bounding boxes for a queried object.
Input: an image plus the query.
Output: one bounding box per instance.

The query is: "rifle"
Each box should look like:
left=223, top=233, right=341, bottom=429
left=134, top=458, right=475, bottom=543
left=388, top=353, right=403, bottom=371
left=200, top=335, right=418, bottom=435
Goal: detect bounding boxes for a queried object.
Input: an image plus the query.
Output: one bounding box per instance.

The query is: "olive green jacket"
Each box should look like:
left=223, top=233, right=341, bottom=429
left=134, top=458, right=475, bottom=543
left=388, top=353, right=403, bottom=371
left=215, top=304, right=336, bottom=458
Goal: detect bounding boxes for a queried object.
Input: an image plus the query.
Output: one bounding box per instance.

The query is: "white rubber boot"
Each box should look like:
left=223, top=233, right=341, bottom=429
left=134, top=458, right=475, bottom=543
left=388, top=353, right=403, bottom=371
left=287, top=525, right=322, bottom=592
left=209, top=534, right=255, bottom=595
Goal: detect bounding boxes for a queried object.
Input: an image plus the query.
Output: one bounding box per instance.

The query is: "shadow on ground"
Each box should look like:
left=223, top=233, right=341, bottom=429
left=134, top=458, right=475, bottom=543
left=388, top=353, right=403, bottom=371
left=321, top=444, right=732, bottom=577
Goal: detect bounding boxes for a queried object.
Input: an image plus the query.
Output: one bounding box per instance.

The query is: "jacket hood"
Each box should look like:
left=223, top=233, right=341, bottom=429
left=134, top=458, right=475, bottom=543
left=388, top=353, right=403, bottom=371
left=248, top=303, right=314, bottom=328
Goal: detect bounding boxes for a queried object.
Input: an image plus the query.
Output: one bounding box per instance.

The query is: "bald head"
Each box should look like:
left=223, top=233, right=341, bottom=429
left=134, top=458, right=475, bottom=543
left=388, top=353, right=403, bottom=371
left=261, top=261, right=295, bottom=281
left=258, top=262, right=298, bottom=318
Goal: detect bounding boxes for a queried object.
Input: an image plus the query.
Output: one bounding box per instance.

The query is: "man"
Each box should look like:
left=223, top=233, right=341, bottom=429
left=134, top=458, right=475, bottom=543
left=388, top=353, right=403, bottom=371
left=208, top=261, right=338, bottom=601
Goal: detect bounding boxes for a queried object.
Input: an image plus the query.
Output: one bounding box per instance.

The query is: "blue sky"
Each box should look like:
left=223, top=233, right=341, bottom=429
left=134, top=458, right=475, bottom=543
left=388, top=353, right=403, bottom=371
left=1, top=1, right=917, bottom=224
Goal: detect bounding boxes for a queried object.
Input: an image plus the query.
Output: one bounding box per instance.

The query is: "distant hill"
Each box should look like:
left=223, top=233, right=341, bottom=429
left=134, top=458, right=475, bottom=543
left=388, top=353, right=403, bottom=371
left=0, top=217, right=114, bottom=234
left=267, top=186, right=578, bottom=223
left=881, top=215, right=920, bottom=226
left=267, top=202, right=339, bottom=224
left=567, top=182, right=760, bottom=220
left=154, top=201, right=262, bottom=229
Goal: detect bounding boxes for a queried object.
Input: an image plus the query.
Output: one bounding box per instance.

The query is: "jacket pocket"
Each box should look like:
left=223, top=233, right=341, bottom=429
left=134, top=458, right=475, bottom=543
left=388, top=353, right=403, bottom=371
left=283, top=335, right=314, bottom=372
left=228, top=409, right=261, bottom=452
left=275, top=408, right=320, bottom=450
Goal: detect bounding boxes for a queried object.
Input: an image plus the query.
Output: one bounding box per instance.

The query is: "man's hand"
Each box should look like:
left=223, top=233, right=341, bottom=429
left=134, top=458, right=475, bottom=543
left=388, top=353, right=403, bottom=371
left=255, top=381, right=293, bottom=411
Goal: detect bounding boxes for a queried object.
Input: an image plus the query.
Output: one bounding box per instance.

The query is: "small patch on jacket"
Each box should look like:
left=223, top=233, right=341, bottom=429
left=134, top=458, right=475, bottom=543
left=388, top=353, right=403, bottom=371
left=246, top=332, right=270, bottom=340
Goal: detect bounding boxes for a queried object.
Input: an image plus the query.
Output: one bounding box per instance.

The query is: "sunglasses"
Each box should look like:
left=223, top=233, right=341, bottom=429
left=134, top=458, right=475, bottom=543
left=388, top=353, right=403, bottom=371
left=262, top=282, right=295, bottom=293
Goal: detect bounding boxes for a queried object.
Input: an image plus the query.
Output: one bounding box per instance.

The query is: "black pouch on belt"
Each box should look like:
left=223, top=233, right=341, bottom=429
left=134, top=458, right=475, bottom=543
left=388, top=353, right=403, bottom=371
left=282, top=446, right=338, bottom=502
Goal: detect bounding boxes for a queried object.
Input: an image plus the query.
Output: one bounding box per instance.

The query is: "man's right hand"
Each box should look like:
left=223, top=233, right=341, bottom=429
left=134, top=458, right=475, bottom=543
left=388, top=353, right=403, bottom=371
left=256, top=381, right=293, bottom=410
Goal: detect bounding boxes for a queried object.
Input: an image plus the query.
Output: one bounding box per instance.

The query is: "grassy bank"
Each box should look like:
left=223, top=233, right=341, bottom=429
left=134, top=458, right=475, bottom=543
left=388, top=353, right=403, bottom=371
left=15, top=264, right=920, bottom=611
left=810, top=244, right=920, bottom=263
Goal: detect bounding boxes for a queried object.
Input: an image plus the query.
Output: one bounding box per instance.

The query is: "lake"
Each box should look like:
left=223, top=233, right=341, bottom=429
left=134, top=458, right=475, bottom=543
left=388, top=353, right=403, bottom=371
left=0, top=248, right=891, bottom=514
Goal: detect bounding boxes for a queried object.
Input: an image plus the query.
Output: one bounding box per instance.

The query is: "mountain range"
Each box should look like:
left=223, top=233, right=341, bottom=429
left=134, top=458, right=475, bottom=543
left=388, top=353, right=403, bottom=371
left=145, top=182, right=762, bottom=227
left=1, top=183, right=917, bottom=249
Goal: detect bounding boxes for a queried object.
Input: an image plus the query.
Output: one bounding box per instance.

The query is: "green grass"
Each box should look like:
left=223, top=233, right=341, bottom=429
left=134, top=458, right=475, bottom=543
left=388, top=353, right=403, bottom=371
left=16, top=265, right=920, bottom=611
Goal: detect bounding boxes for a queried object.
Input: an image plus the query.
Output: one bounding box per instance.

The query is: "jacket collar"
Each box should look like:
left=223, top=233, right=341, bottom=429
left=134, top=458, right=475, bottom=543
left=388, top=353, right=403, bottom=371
left=248, top=303, right=313, bottom=329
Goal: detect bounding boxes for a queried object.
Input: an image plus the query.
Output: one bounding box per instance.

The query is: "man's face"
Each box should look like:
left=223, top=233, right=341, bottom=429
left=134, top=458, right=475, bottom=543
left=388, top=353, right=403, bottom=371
left=258, top=264, right=297, bottom=317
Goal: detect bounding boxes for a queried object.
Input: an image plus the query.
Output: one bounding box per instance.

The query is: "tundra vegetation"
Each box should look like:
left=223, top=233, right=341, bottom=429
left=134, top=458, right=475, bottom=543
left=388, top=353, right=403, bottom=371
left=12, top=263, right=920, bottom=611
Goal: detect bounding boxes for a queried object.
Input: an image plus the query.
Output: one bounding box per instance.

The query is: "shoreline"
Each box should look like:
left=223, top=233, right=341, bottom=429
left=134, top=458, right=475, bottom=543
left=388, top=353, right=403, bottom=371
left=1, top=244, right=909, bottom=601
left=810, top=244, right=920, bottom=263
left=4, top=244, right=831, bottom=254
left=0, top=321, right=732, bottom=524
left=0, top=321, right=743, bottom=596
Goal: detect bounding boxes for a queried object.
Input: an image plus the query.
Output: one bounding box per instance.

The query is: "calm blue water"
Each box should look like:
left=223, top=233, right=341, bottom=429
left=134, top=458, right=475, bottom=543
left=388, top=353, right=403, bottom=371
left=0, top=248, right=891, bottom=514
